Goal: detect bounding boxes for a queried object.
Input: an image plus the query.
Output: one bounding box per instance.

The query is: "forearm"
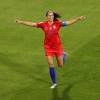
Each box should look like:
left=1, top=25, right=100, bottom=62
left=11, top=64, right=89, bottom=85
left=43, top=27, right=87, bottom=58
left=66, top=16, right=85, bottom=25
left=15, top=20, right=37, bottom=27
left=19, top=21, right=33, bottom=26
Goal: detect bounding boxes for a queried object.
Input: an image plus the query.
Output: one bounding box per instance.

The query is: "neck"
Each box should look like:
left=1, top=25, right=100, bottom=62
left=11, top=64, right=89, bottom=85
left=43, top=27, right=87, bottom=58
left=48, top=21, right=53, bottom=25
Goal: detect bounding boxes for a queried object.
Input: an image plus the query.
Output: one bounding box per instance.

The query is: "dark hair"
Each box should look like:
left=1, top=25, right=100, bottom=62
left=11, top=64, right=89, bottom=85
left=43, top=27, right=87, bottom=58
left=46, top=11, right=61, bottom=21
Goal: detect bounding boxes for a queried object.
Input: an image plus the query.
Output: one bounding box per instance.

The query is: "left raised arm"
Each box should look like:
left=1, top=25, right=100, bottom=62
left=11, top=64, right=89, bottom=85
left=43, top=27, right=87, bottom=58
left=66, top=16, right=85, bottom=25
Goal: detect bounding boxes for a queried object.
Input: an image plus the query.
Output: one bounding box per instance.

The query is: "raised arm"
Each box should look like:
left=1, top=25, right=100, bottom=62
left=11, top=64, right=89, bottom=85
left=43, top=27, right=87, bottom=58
left=66, top=16, right=85, bottom=25
left=15, top=19, right=37, bottom=27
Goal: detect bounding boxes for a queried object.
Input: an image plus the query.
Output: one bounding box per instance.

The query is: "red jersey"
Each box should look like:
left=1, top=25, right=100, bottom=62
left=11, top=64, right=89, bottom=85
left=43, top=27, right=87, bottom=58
left=37, top=21, right=63, bottom=49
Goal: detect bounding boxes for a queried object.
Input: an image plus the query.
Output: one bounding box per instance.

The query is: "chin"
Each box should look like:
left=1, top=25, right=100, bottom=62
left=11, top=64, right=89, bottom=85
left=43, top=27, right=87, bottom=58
left=49, top=20, right=53, bottom=22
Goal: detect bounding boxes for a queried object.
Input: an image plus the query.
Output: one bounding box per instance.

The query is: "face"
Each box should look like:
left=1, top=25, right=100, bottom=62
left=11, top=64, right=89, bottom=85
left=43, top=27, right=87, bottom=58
left=46, top=12, right=54, bottom=22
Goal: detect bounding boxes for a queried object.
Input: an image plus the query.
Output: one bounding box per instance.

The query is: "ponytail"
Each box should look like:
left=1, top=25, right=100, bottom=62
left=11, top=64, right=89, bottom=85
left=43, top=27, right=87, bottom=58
left=53, top=12, right=61, bottom=21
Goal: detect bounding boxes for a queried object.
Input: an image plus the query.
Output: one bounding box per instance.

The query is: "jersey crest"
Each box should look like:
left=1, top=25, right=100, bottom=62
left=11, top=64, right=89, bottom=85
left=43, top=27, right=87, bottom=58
left=53, top=25, right=56, bottom=29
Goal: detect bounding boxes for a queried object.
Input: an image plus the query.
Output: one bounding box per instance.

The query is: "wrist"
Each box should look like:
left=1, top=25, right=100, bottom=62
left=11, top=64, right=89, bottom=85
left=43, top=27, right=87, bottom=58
left=78, top=17, right=81, bottom=20
left=19, top=21, right=22, bottom=24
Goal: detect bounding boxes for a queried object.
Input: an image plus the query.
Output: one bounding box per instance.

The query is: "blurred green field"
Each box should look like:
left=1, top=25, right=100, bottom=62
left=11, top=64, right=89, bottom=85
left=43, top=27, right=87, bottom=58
left=0, top=0, right=100, bottom=100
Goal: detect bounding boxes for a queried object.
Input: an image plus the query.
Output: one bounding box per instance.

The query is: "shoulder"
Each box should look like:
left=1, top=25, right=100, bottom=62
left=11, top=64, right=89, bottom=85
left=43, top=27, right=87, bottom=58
left=54, top=21, right=62, bottom=27
left=54, top=21, right=62, bottom=23
left=37, top=21, right=47, bottom=28
left=54, top=21, right=67, bottom=27
left=54, top=21, right=62, bottom=25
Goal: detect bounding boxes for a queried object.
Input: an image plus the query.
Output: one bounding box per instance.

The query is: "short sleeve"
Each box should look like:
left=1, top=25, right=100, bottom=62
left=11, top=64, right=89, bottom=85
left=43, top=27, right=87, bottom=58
left=37, top=22, right=43, bottom=28
left=56, top=21, right=62, bottom=28
left=58, top=21, right=62, bottom=27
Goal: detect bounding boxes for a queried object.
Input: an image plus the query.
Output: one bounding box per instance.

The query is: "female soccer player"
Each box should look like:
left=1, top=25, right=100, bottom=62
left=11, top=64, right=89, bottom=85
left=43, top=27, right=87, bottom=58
left=15, top=11, right=85, bottom=89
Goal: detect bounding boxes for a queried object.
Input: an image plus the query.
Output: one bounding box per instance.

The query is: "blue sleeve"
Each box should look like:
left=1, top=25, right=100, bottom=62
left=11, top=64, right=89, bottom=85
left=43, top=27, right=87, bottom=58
left=62, top=22, right=67, bottom=26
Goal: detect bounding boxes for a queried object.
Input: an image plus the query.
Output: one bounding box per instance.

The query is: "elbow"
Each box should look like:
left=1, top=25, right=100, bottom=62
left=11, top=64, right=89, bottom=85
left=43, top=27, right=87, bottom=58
left=66, top=21, right=72, bottom=25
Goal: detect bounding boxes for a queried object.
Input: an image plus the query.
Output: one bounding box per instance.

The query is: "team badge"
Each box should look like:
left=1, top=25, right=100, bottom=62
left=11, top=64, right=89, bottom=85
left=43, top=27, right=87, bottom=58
left=53, top=25, right=56, bottom=29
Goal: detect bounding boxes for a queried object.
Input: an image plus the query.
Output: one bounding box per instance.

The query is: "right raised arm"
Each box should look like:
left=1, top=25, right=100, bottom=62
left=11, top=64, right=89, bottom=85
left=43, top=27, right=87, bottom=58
left=15, top=19, right=37, bottom=27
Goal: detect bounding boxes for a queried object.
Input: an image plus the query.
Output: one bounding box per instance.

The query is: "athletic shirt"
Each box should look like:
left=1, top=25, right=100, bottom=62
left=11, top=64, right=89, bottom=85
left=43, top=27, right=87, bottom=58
left=37, top=21, right=64, bottom=49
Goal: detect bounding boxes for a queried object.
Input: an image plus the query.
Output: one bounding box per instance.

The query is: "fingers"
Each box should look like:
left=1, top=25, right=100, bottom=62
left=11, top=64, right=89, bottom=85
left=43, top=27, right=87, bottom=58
left=79, top=16, right=85, bottom=20
left=82, top=16, right=85, bottom=20
left=14, top=19, right=21, bottom=23
left=14, top=17, right=17, bottom=23
left=14, top=18, right=18, bottom=23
